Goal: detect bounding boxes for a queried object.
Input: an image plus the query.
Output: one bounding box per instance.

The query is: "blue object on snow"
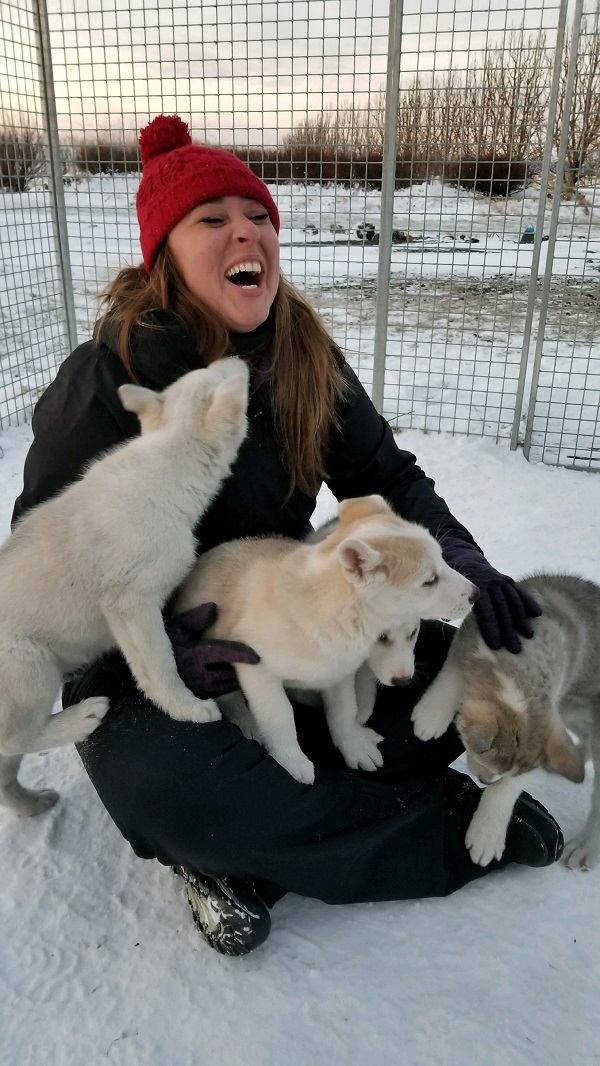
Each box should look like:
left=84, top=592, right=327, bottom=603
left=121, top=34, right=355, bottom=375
left=520, top=225, right=535, bottom=244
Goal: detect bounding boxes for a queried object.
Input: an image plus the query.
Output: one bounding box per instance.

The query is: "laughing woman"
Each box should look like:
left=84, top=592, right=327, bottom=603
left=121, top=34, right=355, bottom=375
left=12, top=115, right=562, bottom=956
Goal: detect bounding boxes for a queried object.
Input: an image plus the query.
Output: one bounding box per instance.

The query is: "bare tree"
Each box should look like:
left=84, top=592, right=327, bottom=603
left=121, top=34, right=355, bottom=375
left=279, top=29, right=552, bottom=193
left=0, top=114, right=47, bottom=191
left=554, top=12, right=600, bottom=188
left=454, top=32, right=550, bottom=160
left=282, top=99, right=378, bottom=157
left=392, top=32, right=549, bottom=174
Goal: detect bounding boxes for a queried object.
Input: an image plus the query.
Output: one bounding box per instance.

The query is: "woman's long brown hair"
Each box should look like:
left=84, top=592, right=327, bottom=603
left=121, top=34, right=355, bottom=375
left=97, top=247, right=348, bottom=496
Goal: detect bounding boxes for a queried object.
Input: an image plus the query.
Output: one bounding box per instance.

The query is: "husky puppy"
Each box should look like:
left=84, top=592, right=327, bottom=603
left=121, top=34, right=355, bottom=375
left=0, top=358, right=249, bottom=817
left=353, top=621, right=421, bottom=724
left=173, top=494, right=477, bottom=784
left=411, top=572, right=600, bottom=869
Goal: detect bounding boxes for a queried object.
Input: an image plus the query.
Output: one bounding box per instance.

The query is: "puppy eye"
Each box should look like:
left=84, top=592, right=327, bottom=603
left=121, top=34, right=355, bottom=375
left=422, top=574, right=439, bottom=588
left=409, top=627, right=418, bottom=641
left=378, top=633, right=390, bottom=644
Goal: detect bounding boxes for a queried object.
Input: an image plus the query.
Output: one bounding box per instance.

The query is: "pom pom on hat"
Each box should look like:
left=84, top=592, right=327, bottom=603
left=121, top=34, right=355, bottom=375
left=136, top=114, right=280, bottom=272
left=139, top=114, right=192, bottom=164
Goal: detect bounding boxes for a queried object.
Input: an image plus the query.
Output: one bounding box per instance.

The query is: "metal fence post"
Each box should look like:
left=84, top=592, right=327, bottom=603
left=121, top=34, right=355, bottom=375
left=510, top=0, right=569, bottom=451
left=371, top=0, right=404, bottom=414
left=33, top=0, right=78, bottom=353
left=521, top=0, right=585, bottom=460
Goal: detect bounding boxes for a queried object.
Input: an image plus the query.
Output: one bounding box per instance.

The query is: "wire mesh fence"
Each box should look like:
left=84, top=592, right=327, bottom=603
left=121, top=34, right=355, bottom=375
left=1, top=0, right=599, bottom=471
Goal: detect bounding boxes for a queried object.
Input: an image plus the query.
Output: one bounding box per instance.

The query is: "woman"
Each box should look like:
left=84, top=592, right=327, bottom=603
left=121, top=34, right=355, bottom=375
left=12, top=115, right=562, bottom=956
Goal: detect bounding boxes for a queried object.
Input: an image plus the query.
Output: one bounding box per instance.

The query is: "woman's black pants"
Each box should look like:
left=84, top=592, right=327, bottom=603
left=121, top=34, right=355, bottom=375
left=67, top=622, right=494, bottom=907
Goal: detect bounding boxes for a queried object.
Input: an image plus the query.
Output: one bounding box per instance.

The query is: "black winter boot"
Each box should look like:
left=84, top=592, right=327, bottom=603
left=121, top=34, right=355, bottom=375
left=503, top=793, right=564, bottom=867
left=174, top=866, right=271, bottom=956
left=442, top=769, right=564, bottom=868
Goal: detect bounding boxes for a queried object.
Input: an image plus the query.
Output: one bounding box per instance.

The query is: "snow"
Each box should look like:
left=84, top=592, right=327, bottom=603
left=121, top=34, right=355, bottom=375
left=1, top=422, right=600, bottom=1066
left=1, top=173, right=600, bottom=1064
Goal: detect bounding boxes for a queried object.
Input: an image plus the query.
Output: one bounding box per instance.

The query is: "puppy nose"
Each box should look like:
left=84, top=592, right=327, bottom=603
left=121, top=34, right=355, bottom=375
left=468, top=584, right=480, bottom=604
left=391, top=675, right=413, bottom=687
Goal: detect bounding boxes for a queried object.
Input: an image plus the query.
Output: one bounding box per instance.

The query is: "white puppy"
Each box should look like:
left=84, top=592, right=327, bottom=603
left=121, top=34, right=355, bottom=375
left=353, top=621, right=421, bottom=725
left=174, top=494, right=477, bottom=783
left=0, top=358, right=249, bottom=817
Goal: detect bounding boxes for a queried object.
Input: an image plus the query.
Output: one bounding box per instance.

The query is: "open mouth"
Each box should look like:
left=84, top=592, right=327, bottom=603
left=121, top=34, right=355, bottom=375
left=225, top=261, right=262, bottom=289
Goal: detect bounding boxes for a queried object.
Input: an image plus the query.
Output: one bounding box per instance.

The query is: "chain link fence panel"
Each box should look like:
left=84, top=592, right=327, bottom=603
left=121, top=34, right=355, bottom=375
left=1, top=0, right=598, bottom=470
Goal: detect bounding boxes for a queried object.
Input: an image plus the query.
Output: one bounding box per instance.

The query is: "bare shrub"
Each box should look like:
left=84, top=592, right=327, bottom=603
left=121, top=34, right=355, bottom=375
left=274, top=101, right=387, bottom=186
left=460, top=32, right=550, bottom=160
left=554, top=14, right=600, bottom=188
left=241, top=146, right=375, bottom=186
left=277, top=31, right=550, bottom=193
left=76, top=138, right=140, bottom=174
left=443, top=157, right=529, bottom=196
left=281, top=99, right=380, bottom=157
left=0, top=114, right=46, bottom=191
left=389, top=34, right=548, bottom=192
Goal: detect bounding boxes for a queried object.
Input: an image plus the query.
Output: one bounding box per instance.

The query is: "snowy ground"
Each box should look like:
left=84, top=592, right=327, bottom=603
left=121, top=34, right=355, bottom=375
left=1, top=422, right=600, bottom=1066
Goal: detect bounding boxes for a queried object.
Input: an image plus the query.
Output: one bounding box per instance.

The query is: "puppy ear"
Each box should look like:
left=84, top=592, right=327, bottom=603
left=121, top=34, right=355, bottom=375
left=338, top=538, right=382, bottom=584
left=457, top=705, right=498, bottom=754
left=206, top=373, right=249, bottom=427
left=545, top=725, right=586, bottom=783
left=338, top=495, right=393, bottom=526
left=206, top=356, right=247, bottom=380
left=118, top=384, right=164, bottom=427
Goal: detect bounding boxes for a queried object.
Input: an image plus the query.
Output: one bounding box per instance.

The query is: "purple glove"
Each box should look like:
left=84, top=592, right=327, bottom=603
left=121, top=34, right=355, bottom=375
left=440, top=537, right=542, bottom=654
left=165, top=602, right=260, bottom=698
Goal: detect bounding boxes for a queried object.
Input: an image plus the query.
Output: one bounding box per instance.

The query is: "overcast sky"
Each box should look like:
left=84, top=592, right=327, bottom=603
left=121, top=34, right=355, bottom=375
left=0, top=0, right=578, bottom=144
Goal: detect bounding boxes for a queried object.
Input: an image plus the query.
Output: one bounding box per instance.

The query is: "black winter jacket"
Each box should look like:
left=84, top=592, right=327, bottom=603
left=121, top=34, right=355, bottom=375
left=12, top=310, right=478, bottom=553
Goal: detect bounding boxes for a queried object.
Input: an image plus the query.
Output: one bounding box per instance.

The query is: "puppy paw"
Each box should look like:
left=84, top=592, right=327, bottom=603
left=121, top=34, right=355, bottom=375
left=80, top=695, right=110, bottom=725
left=165, top=696, right=222, bottom=724
left=562, top=835, right=600, bottom=871
left=282, top=753, right=315, bottom=785
left=69, top=696, right=111, bottom=742
left=339, top=726, right=384, bottom=772
left=187, top=697, right=223, bottom=725
left=465, top=814, right=506, bottom=867
left=411, top=699, right=453, bottom=742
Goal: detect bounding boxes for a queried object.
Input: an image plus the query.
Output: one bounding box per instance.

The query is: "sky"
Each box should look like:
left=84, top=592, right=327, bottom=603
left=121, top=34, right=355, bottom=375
left=1, top=0, right=569, bottom=144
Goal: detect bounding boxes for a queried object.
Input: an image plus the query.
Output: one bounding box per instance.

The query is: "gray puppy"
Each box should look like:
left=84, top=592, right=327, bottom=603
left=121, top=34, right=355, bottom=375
left=411, top=573, right=600, bottom=869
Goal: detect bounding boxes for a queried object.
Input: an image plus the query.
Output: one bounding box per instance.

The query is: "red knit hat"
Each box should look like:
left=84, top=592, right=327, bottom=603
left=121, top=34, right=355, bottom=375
left=136, top=115, right=280, bottom=272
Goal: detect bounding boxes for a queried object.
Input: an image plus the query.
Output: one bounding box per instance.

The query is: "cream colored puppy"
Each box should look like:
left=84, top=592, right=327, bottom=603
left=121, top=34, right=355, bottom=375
left=174, top=495, right=477, bottom=784
left=0, top=359, right=249, bottom=817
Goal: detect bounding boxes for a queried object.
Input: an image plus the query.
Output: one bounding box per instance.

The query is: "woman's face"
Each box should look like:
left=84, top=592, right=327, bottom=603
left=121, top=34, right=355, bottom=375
left=167, top=195, right=280, bottom=332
